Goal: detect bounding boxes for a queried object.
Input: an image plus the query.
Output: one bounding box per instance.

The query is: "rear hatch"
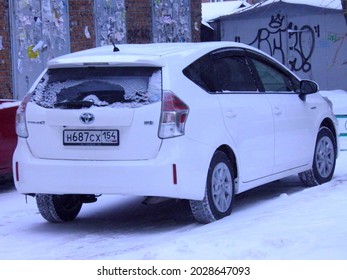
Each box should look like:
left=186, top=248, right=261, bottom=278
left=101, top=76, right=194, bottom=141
left=26, top=66, right=163, bottom=160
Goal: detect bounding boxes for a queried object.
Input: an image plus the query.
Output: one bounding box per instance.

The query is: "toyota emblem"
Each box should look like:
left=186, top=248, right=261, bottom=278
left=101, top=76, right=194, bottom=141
left=80, top=113, right=95, bottom=124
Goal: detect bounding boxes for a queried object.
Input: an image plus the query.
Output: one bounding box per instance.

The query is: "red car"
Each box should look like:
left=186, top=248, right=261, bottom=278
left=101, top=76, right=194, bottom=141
left=0, top=99, right=20, bottom=180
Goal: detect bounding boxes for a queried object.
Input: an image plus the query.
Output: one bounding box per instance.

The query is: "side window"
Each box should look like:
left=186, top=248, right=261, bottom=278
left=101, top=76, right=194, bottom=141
left=183, top=55, right=216, bottom=92
left=251, top=59, right=298, bottom=92
left=213, top=56, right=257, bottom=92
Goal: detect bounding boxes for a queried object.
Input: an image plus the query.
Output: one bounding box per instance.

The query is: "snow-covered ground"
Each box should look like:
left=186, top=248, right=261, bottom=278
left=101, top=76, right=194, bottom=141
left=0, top=151, right=346, bottom=260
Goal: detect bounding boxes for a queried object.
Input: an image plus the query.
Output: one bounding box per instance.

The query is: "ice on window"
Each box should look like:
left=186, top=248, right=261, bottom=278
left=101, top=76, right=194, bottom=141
left=32, top=68, right=162, bottom=109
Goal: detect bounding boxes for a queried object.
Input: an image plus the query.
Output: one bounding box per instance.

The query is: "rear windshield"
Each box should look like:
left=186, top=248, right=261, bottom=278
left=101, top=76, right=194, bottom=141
left=32, top=67, right=162, bottom=109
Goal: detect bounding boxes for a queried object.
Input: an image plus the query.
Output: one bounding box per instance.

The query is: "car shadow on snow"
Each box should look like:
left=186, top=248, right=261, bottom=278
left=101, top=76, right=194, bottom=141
left=234, top=175, right=306, bottom=212
left=0, top=176, right=16, bottom=193
left=29, top=176, right=306, bottom=235
left=31, top=196, right=197, bottom=235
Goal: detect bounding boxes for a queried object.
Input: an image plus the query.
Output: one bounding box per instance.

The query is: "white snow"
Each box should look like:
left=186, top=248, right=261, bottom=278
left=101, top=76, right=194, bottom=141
left=0, top=101, right=21, bottom=110
left=259, top=0, right=342, bottom=10
left=1, top=151, right=347, bottom=260
left=202, top=1, right=250, bottom=24
left=202, top=0, right=343, bottom=23
left=320, top=89, right=347, bottom=115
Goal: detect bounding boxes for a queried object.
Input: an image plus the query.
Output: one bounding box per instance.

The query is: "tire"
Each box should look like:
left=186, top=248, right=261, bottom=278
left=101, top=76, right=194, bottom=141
left=36, top=194, right=83, bottom=223
left=299, top=127, right=336, bottom=187
left=190, top=151, right=235, bottom=223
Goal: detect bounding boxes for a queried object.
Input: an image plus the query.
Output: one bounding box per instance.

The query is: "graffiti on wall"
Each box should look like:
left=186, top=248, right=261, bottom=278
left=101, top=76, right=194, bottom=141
left=153, top=0, right=191, bottom=43
left=246, top=13, right=319, bottom=73
left=95, top=0, right=126, bottom=45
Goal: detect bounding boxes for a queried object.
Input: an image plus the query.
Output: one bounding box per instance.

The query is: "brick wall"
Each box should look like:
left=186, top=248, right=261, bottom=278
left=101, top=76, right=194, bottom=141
left=126, top=0, right=152, bottom=43
left=69, top=0, right=96, bottom=52
left=191, top=0, right=202, bottom=42
left=0, top=0, right=12, bottom=99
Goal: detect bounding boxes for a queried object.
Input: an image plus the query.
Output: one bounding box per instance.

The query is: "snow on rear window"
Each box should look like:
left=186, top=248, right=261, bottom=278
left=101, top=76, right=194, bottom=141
left=32, top=67, right=162, bottom=109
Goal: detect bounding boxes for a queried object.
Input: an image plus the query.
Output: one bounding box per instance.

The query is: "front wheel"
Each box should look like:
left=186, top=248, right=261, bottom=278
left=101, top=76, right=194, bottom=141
left=299, top=127, right=336, bottom=187
left=36, top=194, right=83, bottom=223
left=190, top=151, right=235, bottom=224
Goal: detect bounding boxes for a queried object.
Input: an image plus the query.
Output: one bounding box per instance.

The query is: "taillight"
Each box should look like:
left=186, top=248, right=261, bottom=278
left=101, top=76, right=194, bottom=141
left=159, top=91, right=189, bottom=139
left=16, top=93, right=32, bottom=138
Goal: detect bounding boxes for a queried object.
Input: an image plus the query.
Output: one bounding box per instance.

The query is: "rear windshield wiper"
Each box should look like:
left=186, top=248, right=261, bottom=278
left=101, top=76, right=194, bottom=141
left=54, top=100, right=94, bottom=109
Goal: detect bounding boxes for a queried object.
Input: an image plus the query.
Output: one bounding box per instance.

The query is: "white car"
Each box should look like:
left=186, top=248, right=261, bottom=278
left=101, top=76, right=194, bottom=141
left=13, top=42, right=339, bottom=224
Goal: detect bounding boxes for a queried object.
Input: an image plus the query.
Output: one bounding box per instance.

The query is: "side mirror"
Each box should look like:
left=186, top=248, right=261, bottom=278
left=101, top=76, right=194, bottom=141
left=299, top=80, right=319, bottom=101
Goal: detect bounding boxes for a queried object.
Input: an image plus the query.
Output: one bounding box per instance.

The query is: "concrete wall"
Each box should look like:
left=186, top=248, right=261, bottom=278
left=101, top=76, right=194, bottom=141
left=220, top=3, right=347, bottom=90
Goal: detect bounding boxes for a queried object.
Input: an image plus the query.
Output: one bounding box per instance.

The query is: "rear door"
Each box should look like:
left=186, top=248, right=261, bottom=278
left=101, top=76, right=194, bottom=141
left=211, top=50, right=275, bottom=183
left=26, top=66, right=163, bottom=160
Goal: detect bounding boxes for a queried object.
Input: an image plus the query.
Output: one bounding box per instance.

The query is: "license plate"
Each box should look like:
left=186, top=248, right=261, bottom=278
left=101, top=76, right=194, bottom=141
left=63, top=130, right=119, bottom=146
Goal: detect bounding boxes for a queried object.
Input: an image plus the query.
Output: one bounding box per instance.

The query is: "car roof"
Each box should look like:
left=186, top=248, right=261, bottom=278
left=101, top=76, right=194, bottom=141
left=47, top=41, right=257, bottom=68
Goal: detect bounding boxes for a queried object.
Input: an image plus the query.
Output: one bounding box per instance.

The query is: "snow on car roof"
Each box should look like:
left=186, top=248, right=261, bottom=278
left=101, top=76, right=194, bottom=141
left=47, top=42, right=249, bottom=68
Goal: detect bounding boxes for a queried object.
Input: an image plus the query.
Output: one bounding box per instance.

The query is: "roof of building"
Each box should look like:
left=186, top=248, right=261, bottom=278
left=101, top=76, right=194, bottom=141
left=203, top=0, right=342, bottom=23
left=259, top=0, right=342, bottom=10
left=202, top=1, right=250, bottom=22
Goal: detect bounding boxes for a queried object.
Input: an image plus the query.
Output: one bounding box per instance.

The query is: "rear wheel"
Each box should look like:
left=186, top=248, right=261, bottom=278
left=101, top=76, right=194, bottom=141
left=299, top=127, right=336, bottom=187
left=190, top=151, right=235, bottom=223
left=36, top=194, right=83, bottom=223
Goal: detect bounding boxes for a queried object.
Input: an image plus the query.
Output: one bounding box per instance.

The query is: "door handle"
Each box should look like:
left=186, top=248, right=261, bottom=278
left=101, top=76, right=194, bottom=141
left=273, top=107, right=283, bottom=116
left=226, top=111, right=237, bottom=118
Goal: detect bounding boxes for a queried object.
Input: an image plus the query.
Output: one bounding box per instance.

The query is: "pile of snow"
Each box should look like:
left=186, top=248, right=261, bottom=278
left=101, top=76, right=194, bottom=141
left=320, top=89, right=347, bottom=115
left=0, top=100, right=20, bottom=110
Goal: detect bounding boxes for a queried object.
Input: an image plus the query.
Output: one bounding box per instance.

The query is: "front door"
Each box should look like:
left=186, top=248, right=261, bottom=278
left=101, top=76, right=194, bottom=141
left=249, top=56, right=315, bottom=173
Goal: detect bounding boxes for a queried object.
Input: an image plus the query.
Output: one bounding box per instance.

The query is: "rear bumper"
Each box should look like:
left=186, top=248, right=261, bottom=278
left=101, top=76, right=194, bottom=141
left=13, top=138, right=213, bottom=200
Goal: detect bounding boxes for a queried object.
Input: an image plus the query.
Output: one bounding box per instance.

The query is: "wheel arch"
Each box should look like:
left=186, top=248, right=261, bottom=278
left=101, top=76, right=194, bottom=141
left=320, top=117, right=338, bottom=152
left=216, top=145, right=239, bottom=190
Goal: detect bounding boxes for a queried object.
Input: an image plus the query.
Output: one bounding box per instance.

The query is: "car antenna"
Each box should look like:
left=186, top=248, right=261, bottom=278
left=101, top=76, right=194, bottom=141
left=109, top=36, right=120, bottom=52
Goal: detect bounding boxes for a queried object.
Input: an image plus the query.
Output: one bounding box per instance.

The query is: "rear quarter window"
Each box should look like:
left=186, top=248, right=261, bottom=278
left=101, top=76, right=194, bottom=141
left=183, top=55, right=216, bottom=92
